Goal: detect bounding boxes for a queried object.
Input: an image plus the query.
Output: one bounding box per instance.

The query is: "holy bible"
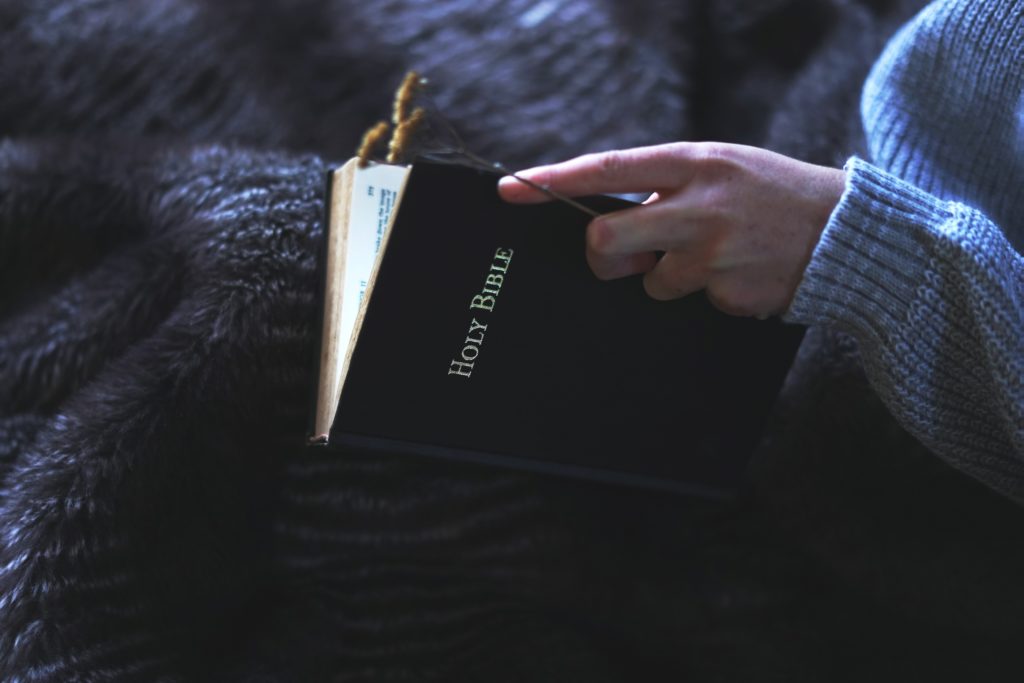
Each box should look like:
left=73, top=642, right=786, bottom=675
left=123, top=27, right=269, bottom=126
left=309, top=158, right=804, bottom=497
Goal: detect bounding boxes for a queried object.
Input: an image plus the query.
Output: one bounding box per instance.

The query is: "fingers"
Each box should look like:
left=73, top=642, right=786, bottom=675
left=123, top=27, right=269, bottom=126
left=587, top=199, right=697, bottom=256
left=498, top=143, right=700, bottom=202
left=586, top=234, right=713, bottom=303
left=642, top=250, right=710, bottom=301
left=583, top=196, right=704, bottom=282
left=586, top=249, right=659, bottom=281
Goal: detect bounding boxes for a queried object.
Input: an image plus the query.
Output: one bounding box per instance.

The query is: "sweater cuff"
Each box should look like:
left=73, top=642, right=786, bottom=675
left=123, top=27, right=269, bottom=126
left=784, top=157, right=956, bottom=339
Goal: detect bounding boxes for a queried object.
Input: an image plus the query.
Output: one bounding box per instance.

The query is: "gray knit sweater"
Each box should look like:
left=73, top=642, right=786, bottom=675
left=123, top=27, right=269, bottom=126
left=784, top=0, right=1024, bottom=500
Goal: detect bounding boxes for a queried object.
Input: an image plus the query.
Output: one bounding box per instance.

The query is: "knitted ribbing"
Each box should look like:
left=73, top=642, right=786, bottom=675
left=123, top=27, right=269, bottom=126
left=785, top=0, right=1024, bottom=501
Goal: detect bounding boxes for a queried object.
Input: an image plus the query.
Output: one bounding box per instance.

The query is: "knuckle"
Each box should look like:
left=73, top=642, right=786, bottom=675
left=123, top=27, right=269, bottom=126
left=694, top=142, right=738, bottom=175
left=694, top=141, right=726, bottom=162
left=700, top=184, right=733, bottom=218
left=596, top=150, right=627, bottom=180
left=586, top=218, right=617, bottom=255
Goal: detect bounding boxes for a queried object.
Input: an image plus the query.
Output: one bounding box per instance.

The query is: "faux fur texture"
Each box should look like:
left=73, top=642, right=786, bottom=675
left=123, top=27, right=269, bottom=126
left=2, top=1, right=1023, bottom=681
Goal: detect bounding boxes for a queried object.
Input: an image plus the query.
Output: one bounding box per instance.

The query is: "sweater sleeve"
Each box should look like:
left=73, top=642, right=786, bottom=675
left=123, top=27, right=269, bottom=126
left=784, top=156, right=1024, bottom=501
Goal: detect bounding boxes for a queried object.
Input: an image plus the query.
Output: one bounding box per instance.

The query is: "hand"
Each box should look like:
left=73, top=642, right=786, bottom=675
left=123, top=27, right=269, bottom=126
left=498, top=142, right=846, bottom=318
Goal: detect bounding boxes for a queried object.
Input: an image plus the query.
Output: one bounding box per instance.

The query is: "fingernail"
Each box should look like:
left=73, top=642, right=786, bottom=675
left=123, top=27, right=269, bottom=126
left=497, top=173, right=539, bottom=197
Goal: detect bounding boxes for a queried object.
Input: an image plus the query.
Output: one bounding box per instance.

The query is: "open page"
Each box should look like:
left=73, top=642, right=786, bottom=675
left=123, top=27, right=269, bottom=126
left=339, top=162, right=410, bottom=380
left=313, top=160, right=410, bottom=440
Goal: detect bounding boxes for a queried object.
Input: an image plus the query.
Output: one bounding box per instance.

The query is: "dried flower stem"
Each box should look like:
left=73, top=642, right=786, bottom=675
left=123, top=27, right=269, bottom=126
left=387, top=107, right=425, bottom=164
left=361, top=71, right=601, bottom=219
left=392, top=71, right=422, bottom=126
left=356, top=120, right=390, bottom=167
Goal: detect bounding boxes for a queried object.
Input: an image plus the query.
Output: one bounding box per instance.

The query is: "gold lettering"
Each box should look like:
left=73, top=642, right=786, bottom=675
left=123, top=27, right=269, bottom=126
left=470, top=294, right=495, bottom=311
left=448, top=359, right=474, bottom=377
left=466, top=318, right=488, bottom=340
left=452, top=249, right=513, bottom=378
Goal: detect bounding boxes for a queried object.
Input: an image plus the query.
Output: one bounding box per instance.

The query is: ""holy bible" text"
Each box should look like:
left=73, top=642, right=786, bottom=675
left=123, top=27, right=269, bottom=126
left=448, top=247, right=513, bottom=378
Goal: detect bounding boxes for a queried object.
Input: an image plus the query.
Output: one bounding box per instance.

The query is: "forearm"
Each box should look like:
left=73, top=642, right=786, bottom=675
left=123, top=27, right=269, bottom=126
left=786, top=157, right=1024, bottom=501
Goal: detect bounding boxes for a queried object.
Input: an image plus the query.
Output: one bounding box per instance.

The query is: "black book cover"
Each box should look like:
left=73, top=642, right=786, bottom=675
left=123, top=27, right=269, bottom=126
left=322, top=161, right=804, bottom=497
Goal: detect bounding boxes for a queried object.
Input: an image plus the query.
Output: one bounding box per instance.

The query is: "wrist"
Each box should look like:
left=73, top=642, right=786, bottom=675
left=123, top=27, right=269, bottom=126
left=784, top=156, right=955, bottom=332
left=779, top=163, right=847, bottom=313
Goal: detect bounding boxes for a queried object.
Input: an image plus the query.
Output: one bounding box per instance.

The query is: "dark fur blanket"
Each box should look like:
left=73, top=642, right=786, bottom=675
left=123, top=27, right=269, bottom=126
left=3, top=1, right=1024, bottom=680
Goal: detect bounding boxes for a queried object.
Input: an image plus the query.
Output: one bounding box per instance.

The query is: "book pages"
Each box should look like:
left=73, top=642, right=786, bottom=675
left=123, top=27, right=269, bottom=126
left=313, top=159, right=410, bottom=440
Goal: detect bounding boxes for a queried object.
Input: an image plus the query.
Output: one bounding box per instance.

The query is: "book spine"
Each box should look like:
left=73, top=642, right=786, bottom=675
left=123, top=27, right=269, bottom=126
left=329, top=432, right=735, bottom=499
left=306, top=169, right=335, bottom=445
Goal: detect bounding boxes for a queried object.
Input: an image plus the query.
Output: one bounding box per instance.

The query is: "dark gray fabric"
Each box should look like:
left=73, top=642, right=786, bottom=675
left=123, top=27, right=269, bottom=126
left=3, top=1, right=1023, bottom=680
